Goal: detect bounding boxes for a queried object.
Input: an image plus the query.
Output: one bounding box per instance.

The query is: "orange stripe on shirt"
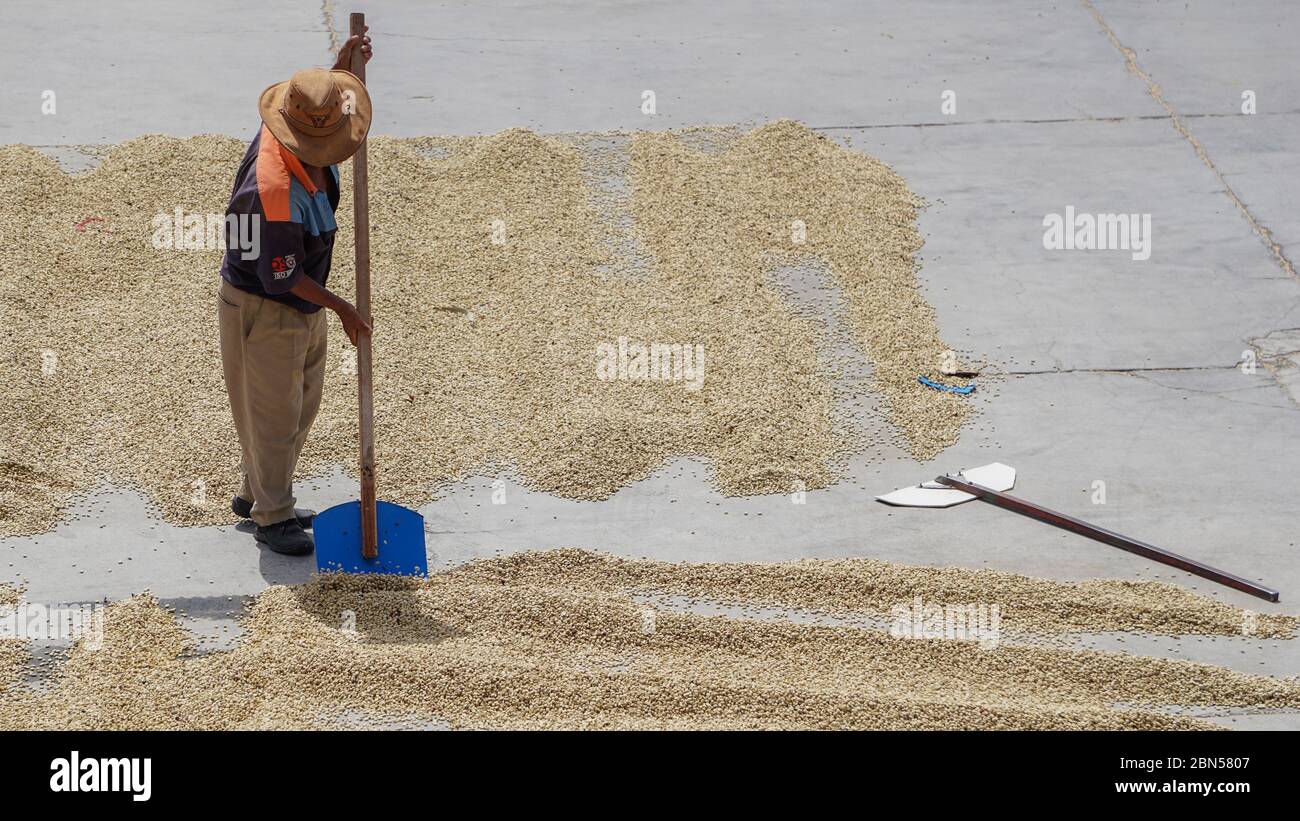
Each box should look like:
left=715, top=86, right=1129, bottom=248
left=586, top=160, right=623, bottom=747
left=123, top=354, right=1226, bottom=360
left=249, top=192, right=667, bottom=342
left=255, top=126, right=319, bottom=221
left=255, top=125, right=292, bottom=222
left=276, top=138, right=319, bottom=196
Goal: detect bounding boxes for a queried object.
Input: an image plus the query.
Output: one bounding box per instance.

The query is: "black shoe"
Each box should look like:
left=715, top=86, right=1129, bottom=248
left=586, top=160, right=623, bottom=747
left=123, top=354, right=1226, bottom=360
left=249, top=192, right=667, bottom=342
left=255, top=519, right=315, bottom=556
left=232, top=497, right=316, bottom=529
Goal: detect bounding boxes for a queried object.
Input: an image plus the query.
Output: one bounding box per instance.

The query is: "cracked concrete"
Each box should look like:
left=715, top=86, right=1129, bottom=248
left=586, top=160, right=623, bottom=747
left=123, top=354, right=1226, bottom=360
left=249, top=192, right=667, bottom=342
left=2, top=0, right=1299, bottom=727
left=1248, top=327, right=1300, bottom=408
left=1084, top=0, right=1297, bottom=282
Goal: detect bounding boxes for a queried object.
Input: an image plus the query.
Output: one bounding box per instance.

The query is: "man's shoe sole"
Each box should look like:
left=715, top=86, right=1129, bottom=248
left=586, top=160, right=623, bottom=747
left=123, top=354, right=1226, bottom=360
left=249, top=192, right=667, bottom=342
left=254, top=531, right=315, bottom=556
left=233, top=498, right=316, bottom=529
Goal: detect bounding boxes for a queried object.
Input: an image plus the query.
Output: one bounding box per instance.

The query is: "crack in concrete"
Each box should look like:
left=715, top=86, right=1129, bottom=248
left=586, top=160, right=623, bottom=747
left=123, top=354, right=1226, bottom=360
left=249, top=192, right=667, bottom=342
left=1006, top=364, right=1239, bottom=376
left=814, top=109, right=1300, bottom=132
left=1247, top=328, right=1300, bottom=411
left=1081, top=0, right=1299, bottom=285
left=376, top=31, right=748, bottom=45
left=1007, top=363, right=1295, bottom=411
left=1125, top=370, right=1297, bottom=412
left=1249, top=327, right=1300, bottom=358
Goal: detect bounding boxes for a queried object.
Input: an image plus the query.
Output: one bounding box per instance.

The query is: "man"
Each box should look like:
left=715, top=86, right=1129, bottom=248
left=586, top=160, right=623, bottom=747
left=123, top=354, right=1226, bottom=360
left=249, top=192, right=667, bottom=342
left=218, top=32, right=373, bottom=555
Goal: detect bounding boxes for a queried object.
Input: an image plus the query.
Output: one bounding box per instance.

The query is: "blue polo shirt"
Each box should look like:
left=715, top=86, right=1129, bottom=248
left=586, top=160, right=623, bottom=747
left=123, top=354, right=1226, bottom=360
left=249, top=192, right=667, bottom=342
left=220, top=125, right=340, bottom=313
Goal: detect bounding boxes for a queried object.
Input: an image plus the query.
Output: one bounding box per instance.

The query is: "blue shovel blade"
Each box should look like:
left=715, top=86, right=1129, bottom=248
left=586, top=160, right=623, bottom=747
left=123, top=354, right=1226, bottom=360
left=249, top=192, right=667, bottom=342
left=313, top=500, right=428, bottom=576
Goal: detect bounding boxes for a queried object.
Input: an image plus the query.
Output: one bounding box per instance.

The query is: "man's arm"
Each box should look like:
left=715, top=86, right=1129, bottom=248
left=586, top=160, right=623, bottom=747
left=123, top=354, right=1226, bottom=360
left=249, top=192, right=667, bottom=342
left=302, top=27, right=371, bottom=346
left=290, top=277, right=372, bottom=345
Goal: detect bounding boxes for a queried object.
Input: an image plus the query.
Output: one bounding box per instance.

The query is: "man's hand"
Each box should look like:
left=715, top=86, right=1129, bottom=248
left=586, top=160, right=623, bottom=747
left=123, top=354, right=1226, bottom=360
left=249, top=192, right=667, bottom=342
left=332, top=28, right=372, bottom=72
left=288, top=278, right=372, bottom=346
left=337, top=303, right=373, bottom=347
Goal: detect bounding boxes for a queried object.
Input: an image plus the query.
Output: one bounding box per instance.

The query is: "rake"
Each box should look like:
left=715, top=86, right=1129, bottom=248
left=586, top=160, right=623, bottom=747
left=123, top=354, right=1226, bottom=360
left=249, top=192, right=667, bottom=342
left=877, top=463, right=1278, bottom=602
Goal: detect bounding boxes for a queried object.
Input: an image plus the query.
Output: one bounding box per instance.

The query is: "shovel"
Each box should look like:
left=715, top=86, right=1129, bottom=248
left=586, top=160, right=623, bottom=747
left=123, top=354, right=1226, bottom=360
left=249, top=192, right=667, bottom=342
left=877, top=463, right=1278, bottom=602
left=314, top=12, right=428, bottom=577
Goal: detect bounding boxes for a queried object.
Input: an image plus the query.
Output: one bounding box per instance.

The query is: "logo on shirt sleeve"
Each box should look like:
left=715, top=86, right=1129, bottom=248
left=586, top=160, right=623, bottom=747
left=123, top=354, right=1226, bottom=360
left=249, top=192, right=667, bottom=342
left=270, top=253, right=297, bottom=280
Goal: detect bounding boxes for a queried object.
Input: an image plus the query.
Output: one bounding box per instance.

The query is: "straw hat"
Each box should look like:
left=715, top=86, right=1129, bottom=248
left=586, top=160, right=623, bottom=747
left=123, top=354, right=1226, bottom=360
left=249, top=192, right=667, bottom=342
left=258, top=68, right=372, bottom=167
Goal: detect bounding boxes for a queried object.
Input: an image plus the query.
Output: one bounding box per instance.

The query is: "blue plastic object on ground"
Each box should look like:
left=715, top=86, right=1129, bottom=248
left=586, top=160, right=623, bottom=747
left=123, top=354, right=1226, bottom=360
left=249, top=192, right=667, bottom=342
left=313, top=500, right=428, bottom=576
left=918, top=375, right=976, bottom=395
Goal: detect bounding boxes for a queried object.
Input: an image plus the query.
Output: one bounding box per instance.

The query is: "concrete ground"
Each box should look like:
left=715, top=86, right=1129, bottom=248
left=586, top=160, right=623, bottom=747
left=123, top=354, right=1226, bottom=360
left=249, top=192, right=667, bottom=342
left=2, top=0, right=1298, bottom=728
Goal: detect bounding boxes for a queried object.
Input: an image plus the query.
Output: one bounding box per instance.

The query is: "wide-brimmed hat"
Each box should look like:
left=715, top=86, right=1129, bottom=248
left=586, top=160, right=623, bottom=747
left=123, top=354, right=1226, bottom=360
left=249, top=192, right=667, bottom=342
left=258, top=68, right=372, bottom=167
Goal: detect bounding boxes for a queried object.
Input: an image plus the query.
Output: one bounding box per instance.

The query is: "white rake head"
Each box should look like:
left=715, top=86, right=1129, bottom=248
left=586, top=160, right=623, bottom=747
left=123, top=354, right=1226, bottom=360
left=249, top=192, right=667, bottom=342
left=875, top=463, right=1016, bottom=508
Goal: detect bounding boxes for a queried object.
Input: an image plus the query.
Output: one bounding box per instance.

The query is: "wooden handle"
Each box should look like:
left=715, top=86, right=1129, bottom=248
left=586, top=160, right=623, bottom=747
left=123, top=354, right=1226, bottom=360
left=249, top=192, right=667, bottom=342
left=935, top=474, right=1280, bottom=602
left=349, top=11, right=377, bottom=560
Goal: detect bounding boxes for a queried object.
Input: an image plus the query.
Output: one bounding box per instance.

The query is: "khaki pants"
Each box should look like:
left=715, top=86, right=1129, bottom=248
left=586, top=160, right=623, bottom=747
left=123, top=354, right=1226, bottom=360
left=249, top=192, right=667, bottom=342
left=218, top=280, right=327, bottom=526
